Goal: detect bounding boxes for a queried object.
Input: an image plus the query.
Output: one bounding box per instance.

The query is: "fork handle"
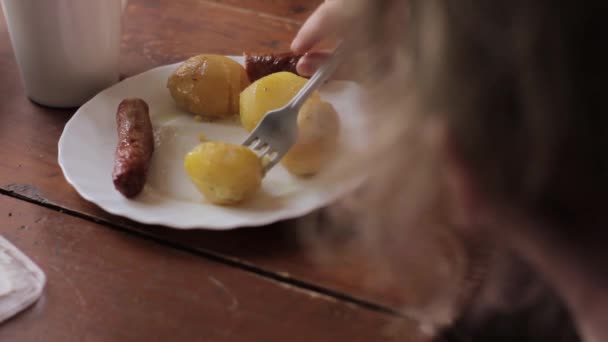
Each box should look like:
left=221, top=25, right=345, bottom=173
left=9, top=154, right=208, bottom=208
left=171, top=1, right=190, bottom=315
left=287, top=41, right=348, bottom=111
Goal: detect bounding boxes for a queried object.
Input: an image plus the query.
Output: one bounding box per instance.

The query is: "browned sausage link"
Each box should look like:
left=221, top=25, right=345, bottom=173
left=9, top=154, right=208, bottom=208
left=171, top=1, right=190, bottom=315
left=244, top=52, right=303, bottom=82
left=112, top=98, right=154, bottom=198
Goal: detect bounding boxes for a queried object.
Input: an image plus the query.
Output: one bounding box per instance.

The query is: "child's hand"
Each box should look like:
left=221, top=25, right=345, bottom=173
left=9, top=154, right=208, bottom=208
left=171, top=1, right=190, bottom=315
left=291, top=0, right=352, bottom=76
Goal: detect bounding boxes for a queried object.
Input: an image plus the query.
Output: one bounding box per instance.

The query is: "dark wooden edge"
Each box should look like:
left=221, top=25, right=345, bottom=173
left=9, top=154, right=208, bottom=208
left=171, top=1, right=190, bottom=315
left=0, top=187, right=403, bottom=319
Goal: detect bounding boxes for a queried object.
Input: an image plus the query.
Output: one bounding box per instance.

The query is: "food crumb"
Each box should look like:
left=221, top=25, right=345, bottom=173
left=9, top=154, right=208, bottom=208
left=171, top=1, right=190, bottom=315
left=261, top=155, right=272, bottom=168
left=194, top=115, right=204, bottom=122
left=198, top=135, right=208, bottom=143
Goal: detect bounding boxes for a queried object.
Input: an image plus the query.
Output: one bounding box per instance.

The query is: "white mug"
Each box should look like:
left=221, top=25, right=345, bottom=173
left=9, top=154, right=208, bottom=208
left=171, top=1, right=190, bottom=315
left=1, top=0, right=125, bottom=108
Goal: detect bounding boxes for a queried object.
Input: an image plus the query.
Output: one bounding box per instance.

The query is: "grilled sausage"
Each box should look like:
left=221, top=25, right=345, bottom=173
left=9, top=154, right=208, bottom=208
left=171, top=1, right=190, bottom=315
left=244, top=52, right=303, bottom=82
left=112, top=98, right=154, bottom=198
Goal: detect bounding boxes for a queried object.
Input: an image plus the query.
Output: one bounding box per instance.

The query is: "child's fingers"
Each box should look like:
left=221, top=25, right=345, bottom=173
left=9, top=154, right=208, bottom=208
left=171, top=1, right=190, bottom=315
left=291, top=0, right=348, bottom=54
left=296, top=51, right=331, bottom=77
left=297, top=51, right=354, bottom=81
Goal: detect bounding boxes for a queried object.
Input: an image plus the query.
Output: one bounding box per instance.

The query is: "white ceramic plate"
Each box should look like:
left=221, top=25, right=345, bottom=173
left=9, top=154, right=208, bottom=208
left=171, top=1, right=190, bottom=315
left=58, top=56, right=367, bottom=230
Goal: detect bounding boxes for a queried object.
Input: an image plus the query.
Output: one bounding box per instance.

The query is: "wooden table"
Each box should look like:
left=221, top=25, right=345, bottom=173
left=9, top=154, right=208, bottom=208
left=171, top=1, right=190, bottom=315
left=0, top=1, right=424, bottom=340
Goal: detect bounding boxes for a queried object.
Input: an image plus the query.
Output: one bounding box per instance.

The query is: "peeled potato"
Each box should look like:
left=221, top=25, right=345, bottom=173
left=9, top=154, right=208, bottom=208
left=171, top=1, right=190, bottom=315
left=168, top=55, right=249, bottom=119
left=184, top=142, right=262, bottom=205
left=239, top=72, right=320, bottom=131
left=281, top=99, right=340, bottom=176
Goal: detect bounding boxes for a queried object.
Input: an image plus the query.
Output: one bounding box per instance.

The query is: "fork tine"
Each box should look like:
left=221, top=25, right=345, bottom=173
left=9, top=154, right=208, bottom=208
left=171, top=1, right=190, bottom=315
left=263, top=151, right=282, bottom=172
left=259, top=144, right=271, bottom=155
left=257, top=142, right=270, bottom=152
left=258, top=145, right=272, bottom=158
left=243, top=134, right=258, bottom=147
left=250, top=139, right=264, bottom=150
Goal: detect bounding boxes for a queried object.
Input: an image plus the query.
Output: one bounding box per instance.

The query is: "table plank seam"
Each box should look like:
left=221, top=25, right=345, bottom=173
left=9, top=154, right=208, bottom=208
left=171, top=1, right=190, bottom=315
left=198, top=0, right=305, bottom=26
left=0, top=189, right=402, bottom=319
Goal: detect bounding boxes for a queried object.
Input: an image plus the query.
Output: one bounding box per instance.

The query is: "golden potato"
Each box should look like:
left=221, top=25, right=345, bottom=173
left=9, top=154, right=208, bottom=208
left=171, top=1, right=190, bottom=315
left=239, top=72, right=320, bottom=131
left=281, top=99, right=340, bottom=176
left=184, top=142, right=262, bottom=205
left=168, top=55, right=249, bottom=119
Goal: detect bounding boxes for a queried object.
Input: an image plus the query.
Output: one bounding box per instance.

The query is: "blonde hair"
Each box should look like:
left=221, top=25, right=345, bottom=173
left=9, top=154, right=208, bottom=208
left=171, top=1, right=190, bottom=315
left=304, top=0, right=604, bottom=338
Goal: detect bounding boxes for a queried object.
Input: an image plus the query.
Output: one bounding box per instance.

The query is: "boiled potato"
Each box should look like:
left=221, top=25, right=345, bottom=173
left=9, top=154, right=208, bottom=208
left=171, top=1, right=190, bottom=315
left=281, top=99, right=340, bottom=176
left=168, top=55, right=249, bottom=119
left=240, top=72, right=320, bottom=131
left=184, top=142, right=262, bottom=205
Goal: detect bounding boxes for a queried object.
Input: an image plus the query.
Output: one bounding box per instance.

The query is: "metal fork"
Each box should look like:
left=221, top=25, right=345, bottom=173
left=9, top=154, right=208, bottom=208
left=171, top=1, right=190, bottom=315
left=242, top=42, right=347, bottom=172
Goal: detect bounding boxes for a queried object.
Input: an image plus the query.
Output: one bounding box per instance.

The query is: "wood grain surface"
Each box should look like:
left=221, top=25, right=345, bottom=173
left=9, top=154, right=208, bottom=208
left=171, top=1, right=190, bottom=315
left=0, top=195, right=421, bottom=341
